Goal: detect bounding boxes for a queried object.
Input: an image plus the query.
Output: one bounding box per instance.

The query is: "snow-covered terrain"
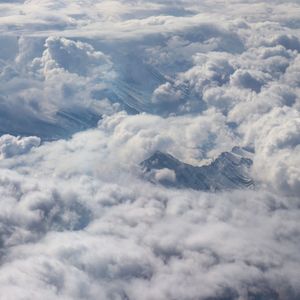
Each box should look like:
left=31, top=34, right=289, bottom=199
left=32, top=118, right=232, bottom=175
left=0, top=1, right=300, bottom=299
left=141, top=148, right=254, bottom=191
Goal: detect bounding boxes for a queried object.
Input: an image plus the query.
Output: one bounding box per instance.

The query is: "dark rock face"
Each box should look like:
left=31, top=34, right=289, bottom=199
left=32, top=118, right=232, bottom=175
left=141, top=148, right=254, bottom=191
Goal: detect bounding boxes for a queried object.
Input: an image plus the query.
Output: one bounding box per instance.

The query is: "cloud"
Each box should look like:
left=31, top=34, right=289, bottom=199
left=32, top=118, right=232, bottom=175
left=0, top=35, right=116, bottom=139
left=0, top=134, right=40, bottom=159
left=0, top=129, right=299, bottom=299
left=230, top=69, right=270, bottom=93
left=36, top=36, right=112, bottom=77
left=152, top=82, right=182, bottom=104
left=98, top=110, right=238, bottom=166
left=0, top=0, right=299, bottom=299
left=245, top=107, right=300, bottom=196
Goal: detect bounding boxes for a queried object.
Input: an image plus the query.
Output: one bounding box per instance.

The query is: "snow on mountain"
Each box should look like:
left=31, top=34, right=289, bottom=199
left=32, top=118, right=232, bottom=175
left=141, top=147, right=254, bottom=191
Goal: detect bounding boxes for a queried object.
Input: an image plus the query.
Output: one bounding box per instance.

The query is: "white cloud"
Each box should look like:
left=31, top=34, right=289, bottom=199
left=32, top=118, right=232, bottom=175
left=0, top=0, right=299, bottom=299
left=0, top=36, right=116, bottom=139
left=35, top=36, right=112, bottom=77
left=154, top=168, right=177, bottom=184
left=0, top=134, right=40, bottom=159
left=245, top=107, right=300, bottom=196
left=0, top=130, right=299, bottom=299
left=152, top=82, right=182, bottom=104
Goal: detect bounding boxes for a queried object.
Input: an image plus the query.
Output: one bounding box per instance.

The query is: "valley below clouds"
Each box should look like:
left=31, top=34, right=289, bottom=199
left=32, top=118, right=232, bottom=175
left=0, top=1, right=300, bottom=299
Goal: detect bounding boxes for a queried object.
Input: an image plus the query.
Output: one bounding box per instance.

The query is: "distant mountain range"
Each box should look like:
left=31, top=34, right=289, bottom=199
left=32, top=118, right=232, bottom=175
left=141, top=147, right=254, bottom=191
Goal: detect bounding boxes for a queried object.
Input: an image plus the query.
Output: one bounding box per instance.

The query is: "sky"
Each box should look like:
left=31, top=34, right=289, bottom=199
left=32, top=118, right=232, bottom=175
left=0, top=1, right=300, bottom=299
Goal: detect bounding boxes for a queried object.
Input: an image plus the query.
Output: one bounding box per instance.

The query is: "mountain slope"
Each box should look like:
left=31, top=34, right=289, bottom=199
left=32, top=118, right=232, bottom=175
left=141, top=148, right=254, bottom=191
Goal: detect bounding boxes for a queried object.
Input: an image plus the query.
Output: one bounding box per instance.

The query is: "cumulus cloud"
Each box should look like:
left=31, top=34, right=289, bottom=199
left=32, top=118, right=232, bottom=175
left=0, top=134, right=40, bottom=159
left=0, top=35, right=116, bottom=139
left=243, top=107, right=300, bottom=196
left=152, top=82, right=182, bottom=104
left=0, top=127, right=299, bottom=300
left=153, top=168, right=176, bottom=183
left=0, top=0, right=299, bottom=299
left=35, top=36, right=112, bottom=77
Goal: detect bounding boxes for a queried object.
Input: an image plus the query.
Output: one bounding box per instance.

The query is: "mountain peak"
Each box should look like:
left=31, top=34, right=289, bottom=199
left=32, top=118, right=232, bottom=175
left=141, top=148, right=254, bottom=191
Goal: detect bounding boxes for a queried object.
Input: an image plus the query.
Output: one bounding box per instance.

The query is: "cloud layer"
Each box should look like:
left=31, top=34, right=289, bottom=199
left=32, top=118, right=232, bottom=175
left=0, top=126, right=300, bottom=300
left=0, top=0, right=300, bottom=299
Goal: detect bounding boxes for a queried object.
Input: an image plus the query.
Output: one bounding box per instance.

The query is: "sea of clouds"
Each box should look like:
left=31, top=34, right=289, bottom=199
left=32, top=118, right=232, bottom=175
left=0, top=1, right=300, bottom=299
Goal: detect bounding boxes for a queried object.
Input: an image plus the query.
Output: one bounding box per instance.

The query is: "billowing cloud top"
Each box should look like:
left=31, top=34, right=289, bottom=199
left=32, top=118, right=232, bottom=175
left=0, top=1, right=300, bottom=299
